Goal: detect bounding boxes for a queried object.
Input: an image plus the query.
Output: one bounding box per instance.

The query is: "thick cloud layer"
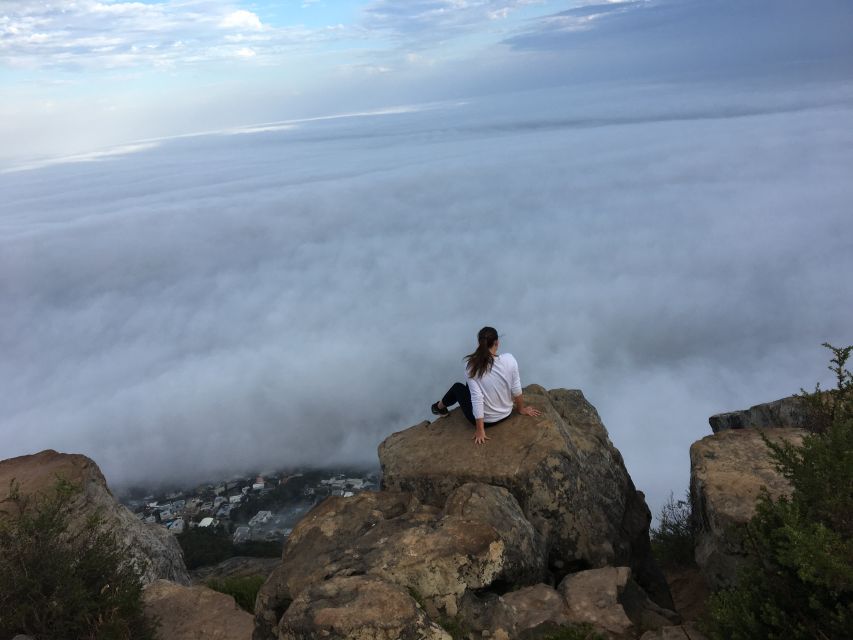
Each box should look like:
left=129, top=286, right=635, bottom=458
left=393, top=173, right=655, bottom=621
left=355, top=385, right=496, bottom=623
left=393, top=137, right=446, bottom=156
left=2, top=78, right=852, bottom=518
left=3, top=0, right=853, bottom=518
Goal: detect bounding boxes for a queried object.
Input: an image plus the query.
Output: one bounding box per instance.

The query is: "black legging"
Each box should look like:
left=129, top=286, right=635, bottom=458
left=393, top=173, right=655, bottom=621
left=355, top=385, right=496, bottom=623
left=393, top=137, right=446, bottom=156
left=441, top=382, right=511, bottom=427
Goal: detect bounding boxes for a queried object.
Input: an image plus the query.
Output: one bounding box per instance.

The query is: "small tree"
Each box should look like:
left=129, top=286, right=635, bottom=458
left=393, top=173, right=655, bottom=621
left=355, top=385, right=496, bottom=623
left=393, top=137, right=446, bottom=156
left=707, top=343, right=853, bottom=640
left=650, top=491, right=695, bottom=568
left=0, top=478, right=158, bottom=640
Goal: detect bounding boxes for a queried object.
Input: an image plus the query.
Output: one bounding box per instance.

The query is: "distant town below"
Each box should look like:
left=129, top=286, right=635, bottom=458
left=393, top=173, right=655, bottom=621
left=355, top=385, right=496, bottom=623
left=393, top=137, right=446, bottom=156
left=119, top=467, right=380, bottom=546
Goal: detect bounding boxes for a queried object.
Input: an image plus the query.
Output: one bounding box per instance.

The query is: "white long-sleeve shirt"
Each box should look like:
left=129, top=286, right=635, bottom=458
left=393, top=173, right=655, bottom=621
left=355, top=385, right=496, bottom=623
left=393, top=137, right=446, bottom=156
left=466, top=353, right=522, bottom=422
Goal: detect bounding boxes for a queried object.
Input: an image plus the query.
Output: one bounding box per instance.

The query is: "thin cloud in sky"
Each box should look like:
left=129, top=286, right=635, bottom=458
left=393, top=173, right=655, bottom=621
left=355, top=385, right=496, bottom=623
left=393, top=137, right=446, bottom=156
left=360, top=0, right=540, bottom=41
left=0, top=0, right=633, bottom=73
left=0, top=0, right=351, bottom=70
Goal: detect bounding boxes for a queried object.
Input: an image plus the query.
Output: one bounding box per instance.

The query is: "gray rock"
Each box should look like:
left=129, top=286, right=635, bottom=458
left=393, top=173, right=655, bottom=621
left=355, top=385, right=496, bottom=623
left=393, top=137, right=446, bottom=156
left=708, top=395, right=807, bottom=433
left=143, top=579, right=254, bottom=640
left=690, top=427, right=803, bottom=589
left=0, top=449, right=189, bottom=586
left=639, top=622, right=709, bottom=640
left=443, top=482, right=546, bottom=586
left=380, top=385, right=671, bottom=608
left=558, top=567, right=635, bottom=639
left=277, top=575, right=451, bottom=640
left=501, top=584, right=571, bottom=633
left=558, top=567, right=680, bottom=639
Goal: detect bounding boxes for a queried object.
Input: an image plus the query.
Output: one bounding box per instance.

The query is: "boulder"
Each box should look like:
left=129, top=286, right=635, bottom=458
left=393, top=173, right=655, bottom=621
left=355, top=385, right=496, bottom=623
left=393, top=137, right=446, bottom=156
left=558, top=567, right=679, bottom=639
left=254, top=491, right=422, bottom=639
left=708, top=395, right=807, bottom=433
left=254, top=489, right=541, bottom=639
left=143, top=579, right=253, bottom=640
left=501, top=584, right=571, bottom=633
left=661, top=566, right=709, bottom=624
left=639, top=623, right=708, bottom=640
left=278, top=575, right=451, bottom=640
left=690, top=427, right=804, bottom=589
left=443, top=482, right=546, bottom=586
left=0, top=449, right=189, bottom=585
left=380, top=385, right=670, bottom=607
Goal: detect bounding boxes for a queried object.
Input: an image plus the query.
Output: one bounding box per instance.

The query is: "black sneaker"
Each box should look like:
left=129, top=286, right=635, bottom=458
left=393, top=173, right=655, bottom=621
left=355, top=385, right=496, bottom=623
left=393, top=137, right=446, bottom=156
left=431, top=402, right=449, bottom=417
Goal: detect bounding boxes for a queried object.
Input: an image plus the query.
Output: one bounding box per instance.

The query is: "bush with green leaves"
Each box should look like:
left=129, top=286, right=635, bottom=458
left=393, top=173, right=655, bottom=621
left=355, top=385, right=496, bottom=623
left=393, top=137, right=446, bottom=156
left=176, top=525, right=235, bottom=569
left=0, top=478, right=157, bottom=640
left=650, top=490, right=695, bottom=568
left=707, top=343, right=853, bottom=640
left=177, top=526, right=282, bottom=569
left=206, top=574, right=265, bottom=613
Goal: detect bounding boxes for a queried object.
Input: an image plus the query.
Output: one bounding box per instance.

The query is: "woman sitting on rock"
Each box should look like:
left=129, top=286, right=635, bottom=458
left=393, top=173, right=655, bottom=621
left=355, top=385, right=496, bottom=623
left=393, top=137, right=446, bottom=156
left=431, top=326, right=542, bottom=445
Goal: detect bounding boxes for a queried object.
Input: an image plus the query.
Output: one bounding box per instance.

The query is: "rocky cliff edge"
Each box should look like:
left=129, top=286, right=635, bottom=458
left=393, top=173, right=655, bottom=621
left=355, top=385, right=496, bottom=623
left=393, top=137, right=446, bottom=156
left=254, top=385, right=676, bottom=640
left=692, top=398, right=806, bottom=589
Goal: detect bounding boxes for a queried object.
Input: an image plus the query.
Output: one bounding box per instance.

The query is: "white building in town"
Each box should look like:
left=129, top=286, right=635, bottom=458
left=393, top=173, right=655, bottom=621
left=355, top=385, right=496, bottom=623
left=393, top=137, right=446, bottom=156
left=248, top=510, right=273, bottom=527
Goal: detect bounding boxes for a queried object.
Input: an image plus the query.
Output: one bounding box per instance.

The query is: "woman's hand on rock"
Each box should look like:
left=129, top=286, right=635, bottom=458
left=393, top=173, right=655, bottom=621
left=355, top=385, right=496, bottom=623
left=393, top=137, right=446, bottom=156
left=473, top=430, right=490, bottom=445
left=519, top=406, right=542, bottom=417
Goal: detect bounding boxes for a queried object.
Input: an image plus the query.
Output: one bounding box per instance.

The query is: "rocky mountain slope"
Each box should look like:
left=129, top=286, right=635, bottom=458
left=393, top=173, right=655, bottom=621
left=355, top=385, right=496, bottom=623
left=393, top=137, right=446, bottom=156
left=4, top=388, right=806, bottom=639
left=0, top=449, right=190, bottom=586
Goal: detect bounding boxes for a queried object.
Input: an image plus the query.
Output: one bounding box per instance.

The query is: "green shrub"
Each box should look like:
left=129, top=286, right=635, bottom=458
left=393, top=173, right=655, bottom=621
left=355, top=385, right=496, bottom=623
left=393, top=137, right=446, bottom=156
left=533, top=623, right=606, bottom=640
left=176, top=526, right=234, bottom=569
left=0, top=478, right=157, bottom=640
left=650, top=490, right=695, bottom=568
left=177, top=527, right=283, bottom=569
left=234, top=539, right=282, bottom=558
left=206, top=575, right=265, bottom=613
left=707, top=343, right=853, bottom=640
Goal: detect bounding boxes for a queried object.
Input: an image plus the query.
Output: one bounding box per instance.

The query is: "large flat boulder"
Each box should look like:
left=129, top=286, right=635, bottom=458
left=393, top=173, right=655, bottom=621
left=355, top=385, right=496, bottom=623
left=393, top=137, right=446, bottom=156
left=0, top=449, right=189, bottom=586
left=143, top=580, right=253, bottom=640
left=379, top=385, right=669, bottom=607
left=690, top=428, right=804, bottom=588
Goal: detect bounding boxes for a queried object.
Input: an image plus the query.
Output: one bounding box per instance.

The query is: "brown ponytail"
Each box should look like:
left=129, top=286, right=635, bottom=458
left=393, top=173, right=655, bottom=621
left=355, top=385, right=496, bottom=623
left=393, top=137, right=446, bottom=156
left=465, top=326, right=499, bottom=379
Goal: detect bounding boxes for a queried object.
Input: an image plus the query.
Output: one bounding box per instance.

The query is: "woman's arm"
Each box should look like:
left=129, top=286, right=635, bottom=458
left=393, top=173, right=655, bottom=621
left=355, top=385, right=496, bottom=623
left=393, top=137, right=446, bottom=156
left=514, top=394, right=541, bottom=417
left=473, top=417, right=488, bottom=444
left=511, top=357, right=541, bottom=416
left=467, top=379, right=490, bottom=444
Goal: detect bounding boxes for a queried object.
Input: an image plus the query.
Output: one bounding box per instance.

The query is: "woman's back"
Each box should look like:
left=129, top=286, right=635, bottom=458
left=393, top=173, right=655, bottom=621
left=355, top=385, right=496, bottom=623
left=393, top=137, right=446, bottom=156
left=466, top=353, right=521, bottom=423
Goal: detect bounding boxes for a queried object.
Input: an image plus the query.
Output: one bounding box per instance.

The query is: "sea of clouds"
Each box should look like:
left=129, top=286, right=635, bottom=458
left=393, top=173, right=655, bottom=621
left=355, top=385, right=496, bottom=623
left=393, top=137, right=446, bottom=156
left=3, top=0, right=853, bottom=517
left=2, top=75, right=852, bottom=517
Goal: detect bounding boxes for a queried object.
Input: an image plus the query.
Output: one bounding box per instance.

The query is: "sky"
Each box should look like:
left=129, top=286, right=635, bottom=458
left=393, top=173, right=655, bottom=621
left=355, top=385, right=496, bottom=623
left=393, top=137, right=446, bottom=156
left=2, top=0, right=853, bottom=518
